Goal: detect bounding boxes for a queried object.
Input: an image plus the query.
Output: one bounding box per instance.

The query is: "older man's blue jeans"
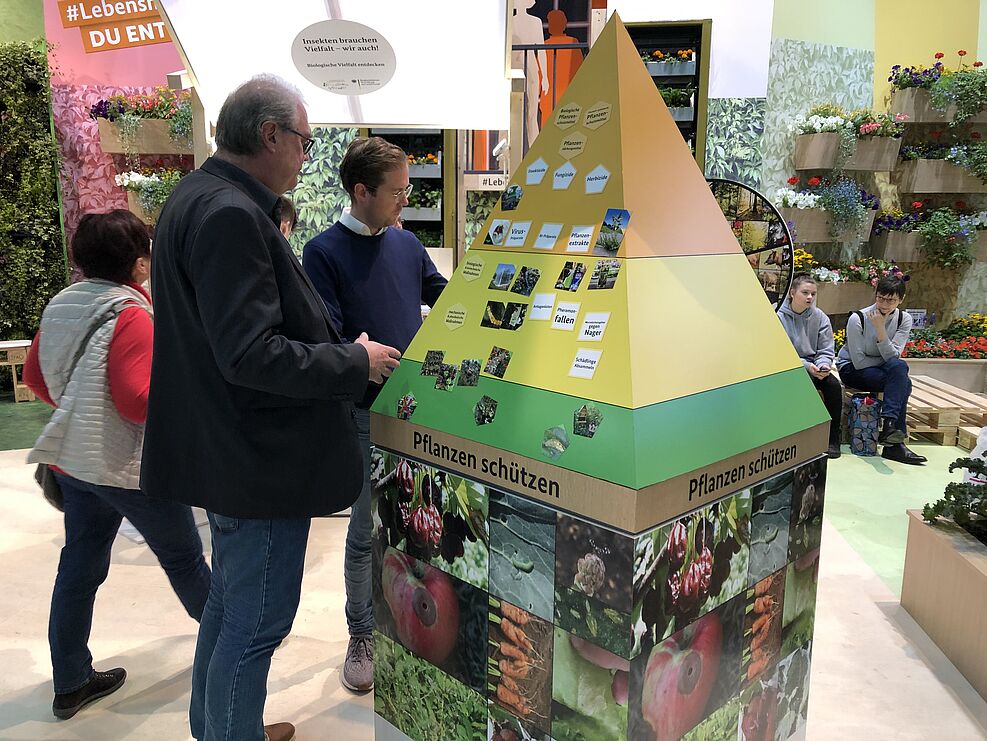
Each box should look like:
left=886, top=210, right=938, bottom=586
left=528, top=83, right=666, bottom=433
left=189, top=513, right=310, bottom=741
left=839, top=357, right=912, bottom=434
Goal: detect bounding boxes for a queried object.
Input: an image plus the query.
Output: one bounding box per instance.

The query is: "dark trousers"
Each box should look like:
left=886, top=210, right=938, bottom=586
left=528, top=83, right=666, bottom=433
left=839, top=357, right=912, bottom=434
left=811, top=372, right=843, bottom=445
left=50, top=472, right=210, bottom=693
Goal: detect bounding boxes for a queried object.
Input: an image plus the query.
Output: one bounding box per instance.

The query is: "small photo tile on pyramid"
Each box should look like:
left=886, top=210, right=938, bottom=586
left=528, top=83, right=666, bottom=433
left=489, top=263, right=516, bottom=290
left=588, top=259, right=620, bottom=290
left=481, top=301, right=506, bottom=330
left=573, top=404, right=603, bottom=438
left=510, top=266, right=541, bottom=296
left=457, top=359, right=480, bottom=386
left=593, top=208, right=630, bottom=255
left=501, top=184, right=523, bottom=211
left=434, top=363, right=458, bottom=390
left=395, top=393, right=417, bottom=421
left=554, top=261, right=586, bottom=292
left=485, top=346, right=512, bottom=378
left=503, top=302, right=528, bottom=331
left=485, top=219, right=510, bottom=246
left=421, top=350, right=445, bottom=376
left=474, top=395, right=497, bottom=425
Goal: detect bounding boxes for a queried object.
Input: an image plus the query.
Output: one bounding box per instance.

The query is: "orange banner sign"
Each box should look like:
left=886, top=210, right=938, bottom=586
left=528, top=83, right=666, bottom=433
left=78, top=18, right=172, bottom=53
left=59, top=0, right=161, bottom=28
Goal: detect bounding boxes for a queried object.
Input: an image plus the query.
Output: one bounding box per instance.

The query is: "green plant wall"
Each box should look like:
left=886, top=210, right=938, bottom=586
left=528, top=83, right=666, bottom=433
left=704, top=98, right=767, bottom=189
left=286, top=126, right=358, bottom=257
left=0, top=40, right=67, bottom=341
left=464, top=191, right=500, bottom=250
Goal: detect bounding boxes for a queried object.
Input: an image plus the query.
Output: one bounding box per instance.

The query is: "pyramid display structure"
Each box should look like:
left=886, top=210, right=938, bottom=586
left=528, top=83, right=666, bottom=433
left=371, top=15, right=830, bottom=741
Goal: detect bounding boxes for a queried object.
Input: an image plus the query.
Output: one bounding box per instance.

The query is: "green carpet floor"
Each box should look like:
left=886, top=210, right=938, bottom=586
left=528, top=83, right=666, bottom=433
left=0, top=398, right=49, bottom=451
left=824, top=441, right=968, bottom=597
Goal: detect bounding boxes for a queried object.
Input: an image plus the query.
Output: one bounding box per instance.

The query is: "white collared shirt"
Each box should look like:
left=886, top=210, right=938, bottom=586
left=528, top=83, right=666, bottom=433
left=340, top=207, right=388, bottom=236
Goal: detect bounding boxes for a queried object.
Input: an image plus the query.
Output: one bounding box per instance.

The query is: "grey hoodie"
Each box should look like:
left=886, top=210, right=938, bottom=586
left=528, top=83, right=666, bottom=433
left=836, top=303, right=912, bottom=370
left=777, top=300, right=835, bottom=371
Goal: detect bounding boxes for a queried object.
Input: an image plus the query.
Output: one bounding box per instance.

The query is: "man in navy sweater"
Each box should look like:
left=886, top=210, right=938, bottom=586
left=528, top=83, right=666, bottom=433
left=302, top=136, right=447, bottom=691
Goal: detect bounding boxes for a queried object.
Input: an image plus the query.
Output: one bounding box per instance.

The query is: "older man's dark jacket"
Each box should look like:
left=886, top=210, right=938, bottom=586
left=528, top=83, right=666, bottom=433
left=141, top=157, right=369, bottom=518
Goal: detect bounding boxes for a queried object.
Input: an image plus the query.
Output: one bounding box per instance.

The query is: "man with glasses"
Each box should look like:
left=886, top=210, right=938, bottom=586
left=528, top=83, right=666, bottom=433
left=144, top=77, right=401, bottom=741
left=302, top=136, right=447, bottom=692
left=836, top=275, right=926, bottom=465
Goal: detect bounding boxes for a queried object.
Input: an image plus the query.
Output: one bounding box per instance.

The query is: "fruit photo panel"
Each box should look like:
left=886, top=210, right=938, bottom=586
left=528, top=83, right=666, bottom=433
left=788, top=458, right=827, bottom=562
left=371, top=451, right=489, bottom=590
left=373, top=546, right=489, bottom=693
left=748, top=470, right=794, bottom=587
left=551, top=627, right=630, bottom=741
left=627, top=593, right=745, bottom=741
left=488, top=489, right=557, bottom=623
left=739, top=643, right=812, bottom=741
left=555, top=584, right=633, bottom=660
left=375, top=631, right=487, bottom=741
left=488, top=597, right=555, bottom=737
left=631, top=489, right=752, bottom=658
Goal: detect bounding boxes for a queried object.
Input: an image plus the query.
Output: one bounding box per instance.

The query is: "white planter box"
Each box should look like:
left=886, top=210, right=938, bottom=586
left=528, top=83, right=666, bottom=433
left=401, top=207, right=441, bottom=221
left=669, top=106, right=694, bottom=122
left=646, top=60, right=696, bottom=77
left=408, top=164, right=441, bottom=179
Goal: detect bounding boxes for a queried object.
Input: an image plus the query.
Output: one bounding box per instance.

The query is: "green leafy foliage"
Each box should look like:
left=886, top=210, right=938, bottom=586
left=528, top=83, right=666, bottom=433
left=464, top=191, right=499, bottom=248
left=705, top=97, right=765, bottom=188
left=923, top=457, right=987, bottom=543
left=286, top=126, right=357, bottom=257
left=916, top=207, right=977, bottom=269
left=0, top=40, right=67, bottom=341
left=930, top=68, right=987, bottom=126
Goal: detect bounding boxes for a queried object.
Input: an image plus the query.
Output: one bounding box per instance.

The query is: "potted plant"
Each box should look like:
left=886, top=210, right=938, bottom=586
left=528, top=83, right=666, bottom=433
left=900, top=314, right=987, bottom=391
left=402, top=182, right=442, bottom=221
left=790, top=104, right=854, bottom=170
left=844, top=109, right=907, bottom=170
left=889, top=52, right=987, bottom=124
left=114, top=168, right=186, bottom=224
left=658, top=85, right=694, bottom=120
left=809, top=258, right=906, bottom=313
left=776, top=176, right=879, bottom=242
left=902, top=455, right=987, bottom=701
left=871, top=201, right=987, bottom=264
left=407, top=151, right=441, bottom=178
left=641, top=48, right=696, bottom=76
left=898, top=136, right=987, bottom=193
left=91, top=87, right=193, bottom=164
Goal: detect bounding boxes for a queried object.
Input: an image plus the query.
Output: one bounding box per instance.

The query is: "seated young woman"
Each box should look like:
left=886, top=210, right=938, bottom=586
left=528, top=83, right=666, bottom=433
left=777, top=273, right=843, bottom=459
left=835, top=275, right=926, bottom=465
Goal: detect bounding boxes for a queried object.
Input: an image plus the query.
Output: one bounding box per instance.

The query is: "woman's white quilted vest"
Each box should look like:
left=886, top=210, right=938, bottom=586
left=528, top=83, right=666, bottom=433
left=27, top=280, right=153, bottom=490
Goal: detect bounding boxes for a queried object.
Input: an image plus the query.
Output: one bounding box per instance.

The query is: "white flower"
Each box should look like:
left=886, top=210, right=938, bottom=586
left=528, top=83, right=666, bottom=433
left=774, top=188, right=821, bottom=210
left=790, top=113, right=850, bottom=135
left=811, top=267, right=844, bottom=284
left=114, top=171, right=159, bottom=191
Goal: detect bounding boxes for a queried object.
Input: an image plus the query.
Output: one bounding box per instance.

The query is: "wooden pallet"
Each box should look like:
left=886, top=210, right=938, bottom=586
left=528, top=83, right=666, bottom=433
left=958, top=426, right=983, bottom=452
left=910, top=375, right=987, bottom=428
left=0, top=340, right=35, bottom=403
left=906, top=376, right=963, bottom=445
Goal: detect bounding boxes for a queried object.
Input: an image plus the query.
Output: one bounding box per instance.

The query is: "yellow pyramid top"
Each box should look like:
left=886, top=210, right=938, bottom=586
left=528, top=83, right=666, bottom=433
left=471, top=15, right=741, bottom=259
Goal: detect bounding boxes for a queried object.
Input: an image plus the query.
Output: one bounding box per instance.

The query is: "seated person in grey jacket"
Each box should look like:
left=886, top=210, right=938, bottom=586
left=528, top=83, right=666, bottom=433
left=777, top=273, right=842, bottom=459
left=835, top=275, right=926, bottom=465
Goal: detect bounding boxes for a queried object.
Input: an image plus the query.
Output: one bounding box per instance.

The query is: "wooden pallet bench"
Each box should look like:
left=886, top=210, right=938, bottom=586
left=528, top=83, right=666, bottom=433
left=958, top=425, right=983, bottom=452
left=0, top=340, right=35, bottom=403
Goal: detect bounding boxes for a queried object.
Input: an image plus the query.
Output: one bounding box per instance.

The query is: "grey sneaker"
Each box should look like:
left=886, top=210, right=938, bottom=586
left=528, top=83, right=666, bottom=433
left=341, top=634, right=374, bottom=692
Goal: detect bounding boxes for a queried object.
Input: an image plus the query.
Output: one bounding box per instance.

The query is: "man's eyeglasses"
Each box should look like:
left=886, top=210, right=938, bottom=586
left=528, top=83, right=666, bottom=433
left=368, top=183, right=414, bottom=199
left=285, top=127, right=316, bottom=155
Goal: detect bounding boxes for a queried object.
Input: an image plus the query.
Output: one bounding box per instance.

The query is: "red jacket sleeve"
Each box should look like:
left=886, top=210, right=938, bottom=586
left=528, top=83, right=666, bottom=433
left=107, top=305, right=153, bottom=424
left=23, top=332, right=55, bottom=407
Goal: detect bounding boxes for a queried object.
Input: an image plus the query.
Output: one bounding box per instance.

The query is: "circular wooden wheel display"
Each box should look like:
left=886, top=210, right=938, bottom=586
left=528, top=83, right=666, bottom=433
left=707, top=178, right=795, bottom=309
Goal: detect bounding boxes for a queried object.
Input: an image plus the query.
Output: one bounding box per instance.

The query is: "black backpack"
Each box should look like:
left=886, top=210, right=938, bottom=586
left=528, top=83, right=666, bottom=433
left=853, top=310, right=904, bottom=334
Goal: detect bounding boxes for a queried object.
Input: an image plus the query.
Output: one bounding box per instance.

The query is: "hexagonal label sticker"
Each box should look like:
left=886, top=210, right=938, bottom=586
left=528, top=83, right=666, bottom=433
left=555, top=102, right=582, bottom=130
left=584, top=101, right=612, bottom=130
left=559, top=132, right=586, bottom=160
left=444, top=303, right=467, bottom=330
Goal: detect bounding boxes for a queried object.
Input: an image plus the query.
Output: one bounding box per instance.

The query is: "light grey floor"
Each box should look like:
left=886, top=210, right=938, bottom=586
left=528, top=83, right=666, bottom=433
left=0, top=448, right=984, bottom=740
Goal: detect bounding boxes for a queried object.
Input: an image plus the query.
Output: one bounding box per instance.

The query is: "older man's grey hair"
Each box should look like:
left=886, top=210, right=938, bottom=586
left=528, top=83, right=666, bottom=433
left=215, top=75, right=305, bottom=156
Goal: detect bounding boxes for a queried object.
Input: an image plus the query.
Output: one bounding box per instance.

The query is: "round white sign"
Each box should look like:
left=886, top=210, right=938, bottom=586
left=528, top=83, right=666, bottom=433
left=291, top=20, right=396, bottom=96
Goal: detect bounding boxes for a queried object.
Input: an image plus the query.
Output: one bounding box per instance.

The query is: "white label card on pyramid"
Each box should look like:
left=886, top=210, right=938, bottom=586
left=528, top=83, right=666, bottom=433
left=526, top=157, right=549, bottom=186
left=555, top=102, right=582, bottom=130
left=585, top=165, right=611, bottom=194
left=534, top=223, right=563, bottom=249
left=552, top=302, right=580, bottom=330
left=461, top=255, right=484, bottom=281
left=530, top=293, right=556, bottom=320
left=584, top=101, right=612, bottom=130
left=505, top=221, right=532, bottom=247
left=566, top=225, right=595, bottom=253
left=553, top=162, right=577, bottom=191
left=569, top=349, right=602, bottom=379
left=578, top=312, right=610, bottom=341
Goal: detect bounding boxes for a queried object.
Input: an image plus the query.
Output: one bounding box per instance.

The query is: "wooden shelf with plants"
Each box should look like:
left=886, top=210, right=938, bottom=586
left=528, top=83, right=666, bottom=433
left=368, top=128, right=456, bottom=255
left=626, top=20, right=710, bottom=169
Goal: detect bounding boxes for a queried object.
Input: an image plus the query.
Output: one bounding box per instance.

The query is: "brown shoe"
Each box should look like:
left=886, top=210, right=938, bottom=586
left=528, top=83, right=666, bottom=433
left=264, top=722, right=295, bottom=741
